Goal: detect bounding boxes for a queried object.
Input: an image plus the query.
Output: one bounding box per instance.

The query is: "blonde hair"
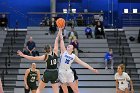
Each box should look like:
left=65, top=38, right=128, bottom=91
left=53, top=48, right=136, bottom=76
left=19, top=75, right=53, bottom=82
left=118, top=64, right=125, bottom=71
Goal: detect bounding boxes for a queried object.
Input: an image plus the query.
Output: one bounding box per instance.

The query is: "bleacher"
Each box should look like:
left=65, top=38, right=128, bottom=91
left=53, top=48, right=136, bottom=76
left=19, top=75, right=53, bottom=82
left=0, top=27, right=139, bottom=93
left=0, top=31, right=7, bottom=52
left=124, top=27, right=140, bottom=91
left=14, top=27, right=116, bottom=93
left=106, top=27, right=140, bottom=93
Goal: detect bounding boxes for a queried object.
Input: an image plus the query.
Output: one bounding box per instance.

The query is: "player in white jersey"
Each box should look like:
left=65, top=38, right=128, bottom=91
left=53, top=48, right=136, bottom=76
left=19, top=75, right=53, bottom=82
left=58, top=29, right=98, bottom=93
left=115, top=64, right=134, bottom=93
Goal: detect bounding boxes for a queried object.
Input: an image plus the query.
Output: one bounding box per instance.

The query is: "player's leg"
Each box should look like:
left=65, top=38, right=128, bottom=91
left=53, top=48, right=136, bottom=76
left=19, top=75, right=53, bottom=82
left=60, top=83, right=68, bottom=93
left=110, top=59, right=114, bottom=69
left=58, top=70, right=68, bottom=93
left=31, top=85, right=37, bottom=93
left=69, top=82, right=79, bottom=93
left=104, top=59, right=108, bottom=69
left=24, top=88, right=30, bottom=93
left=36, top=80, right=46, bottom=93
left=68, top=70, right=79, bottom=93
left=31, top=90, right=36, bottom=93
left=118, top=89, right=124, bottom=93
left=51, top=83, right=59, bottom=93
left=125, top=88, right=129, bottom=93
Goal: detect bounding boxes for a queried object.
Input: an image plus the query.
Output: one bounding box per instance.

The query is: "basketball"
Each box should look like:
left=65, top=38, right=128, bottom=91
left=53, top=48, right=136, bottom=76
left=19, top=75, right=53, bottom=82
left=56, top=18, right=65, bottom=28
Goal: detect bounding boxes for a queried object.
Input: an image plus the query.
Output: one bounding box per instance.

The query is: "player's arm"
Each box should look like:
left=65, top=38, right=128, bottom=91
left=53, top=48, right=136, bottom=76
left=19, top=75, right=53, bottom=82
left=126, top=73, right=134, bottom=92
left=53, top=29, right=61, bottom=56
left=59, top=28, right=66, bottom=54
left=24, top=69, right=30, bottom=87
left=17, top=50, right=45, bottom=61
left=115, top=79, right=119, bottom=93
left=74, top=56, right=98, bottom=73
left=130, top=80, right=134, bottom=92
left=37, top=69, right=41, bottom=84
left=75, top=80, right=78, bottom=88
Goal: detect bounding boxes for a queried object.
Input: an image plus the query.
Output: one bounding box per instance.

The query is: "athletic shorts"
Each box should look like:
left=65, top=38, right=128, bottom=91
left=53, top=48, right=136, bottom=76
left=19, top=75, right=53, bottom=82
left=24, top=83, right=37, bottom=93
left=58, top=69, right=74, bottom=83
left=42, top=69, right=58, bottom=84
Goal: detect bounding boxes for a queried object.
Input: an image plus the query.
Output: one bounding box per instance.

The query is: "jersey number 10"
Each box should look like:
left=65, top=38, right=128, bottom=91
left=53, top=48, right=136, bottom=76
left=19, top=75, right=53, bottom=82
left=50, top=59, right=57, bottom=65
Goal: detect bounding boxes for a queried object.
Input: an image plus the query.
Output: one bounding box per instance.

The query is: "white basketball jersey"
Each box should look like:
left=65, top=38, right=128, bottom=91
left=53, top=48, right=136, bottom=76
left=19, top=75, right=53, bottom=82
left=115, top=72, right=130, bottom=91
left=59, top=51, right=75, bottom=70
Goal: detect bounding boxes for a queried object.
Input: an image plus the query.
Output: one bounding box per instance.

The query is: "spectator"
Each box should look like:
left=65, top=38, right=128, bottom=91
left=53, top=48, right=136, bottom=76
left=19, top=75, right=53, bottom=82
left=59, top=67, right=78, bottom=93
left=85, top=25, right=93, bottom=39
left=76, top=14, right=84, bottom=26
left=104, top=49, right=114, bottom=70
left=0, top=14, right=8, bottom=31
left=68, top=27, right=78, bottom=43
left=24, top=36, right=39, bottom=56
left=40, top=17, right=48, bottom=26
left=49, top=17, right=57, bottom=34
left=70, top=37, right=79, bottom=56
left=95, top=21, right=105, bottom=39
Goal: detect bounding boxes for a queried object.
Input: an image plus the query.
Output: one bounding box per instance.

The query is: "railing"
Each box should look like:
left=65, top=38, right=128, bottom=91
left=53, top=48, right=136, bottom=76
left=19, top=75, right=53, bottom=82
left=27, top=12, right=103, bottom=27
left=122, top=13, right=140, bottom=26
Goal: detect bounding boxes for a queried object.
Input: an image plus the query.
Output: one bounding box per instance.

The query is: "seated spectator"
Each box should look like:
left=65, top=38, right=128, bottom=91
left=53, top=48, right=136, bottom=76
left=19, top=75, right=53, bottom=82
left=40, top=17, right=49, bottom=26
left=0, top=14, right=8, bottom=31
left=24, top=36, right=39, bottom=56
left=59, top=67, right=78, bottom=93
left=70, top=37, right=79, bottom=56
left=49, top=17, right=57, bottom=34
left=68, top=27, right=78, bottom=43
left=104, top=49, right=114, bottom=70
left=138, top=29, right=140, bottom=43
left=95, top=21, right=105, bottom=39
left=76, top=14, right=84, bottom=26
left=85, top=25, right=93, bottom=39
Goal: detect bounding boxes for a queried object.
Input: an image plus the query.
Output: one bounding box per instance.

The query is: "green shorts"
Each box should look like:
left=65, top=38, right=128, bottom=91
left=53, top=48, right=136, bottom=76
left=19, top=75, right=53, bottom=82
left=26, top=83, right=37, bottom=90
left=42, top=69, right=58, bottom=84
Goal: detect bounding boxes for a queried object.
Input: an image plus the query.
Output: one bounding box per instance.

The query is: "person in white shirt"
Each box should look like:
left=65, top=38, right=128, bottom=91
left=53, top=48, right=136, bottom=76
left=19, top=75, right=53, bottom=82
left=58, top=28, right=98, bottom=93
left=115, top=64, right=134, bottom=93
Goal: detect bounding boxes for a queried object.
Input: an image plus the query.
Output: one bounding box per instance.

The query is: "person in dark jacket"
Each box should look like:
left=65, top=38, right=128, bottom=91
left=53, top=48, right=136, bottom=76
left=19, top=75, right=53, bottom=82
left=0, top=14, right=8, bottom=31
left=95, top=21, right=105, bottom=39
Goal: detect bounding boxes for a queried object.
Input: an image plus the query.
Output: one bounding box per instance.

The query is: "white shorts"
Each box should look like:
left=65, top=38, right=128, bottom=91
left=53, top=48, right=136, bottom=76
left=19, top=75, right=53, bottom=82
left=58, top=69, right=74, bottom=83
left=119, top=85, right=129, bottom=91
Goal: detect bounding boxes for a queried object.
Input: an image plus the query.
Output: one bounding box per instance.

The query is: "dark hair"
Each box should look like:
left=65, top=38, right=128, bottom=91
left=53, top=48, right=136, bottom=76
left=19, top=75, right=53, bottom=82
left=118, top=64, right=125, bottom=71
left=44, top=44, right=51, bottom=53
left=109, top=48, right=112, bottom=52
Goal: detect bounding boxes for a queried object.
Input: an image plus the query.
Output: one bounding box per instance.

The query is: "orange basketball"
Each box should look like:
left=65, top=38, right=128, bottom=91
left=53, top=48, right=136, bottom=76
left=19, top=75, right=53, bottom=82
left=56, top=18, right=65, bottom=28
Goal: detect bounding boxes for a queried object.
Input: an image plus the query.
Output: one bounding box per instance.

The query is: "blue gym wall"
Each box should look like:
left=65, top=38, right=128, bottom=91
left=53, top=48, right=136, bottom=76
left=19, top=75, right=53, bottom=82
left=0, top=0, right=140, bottom=28
left=0, top=0, right=50, bottom=28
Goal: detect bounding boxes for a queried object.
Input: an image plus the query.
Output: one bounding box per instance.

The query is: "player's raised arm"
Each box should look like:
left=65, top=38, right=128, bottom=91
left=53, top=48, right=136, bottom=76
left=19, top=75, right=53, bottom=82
left=53, top=29, right=61, bottom=56
left=59, top=29, right=66, bottom=54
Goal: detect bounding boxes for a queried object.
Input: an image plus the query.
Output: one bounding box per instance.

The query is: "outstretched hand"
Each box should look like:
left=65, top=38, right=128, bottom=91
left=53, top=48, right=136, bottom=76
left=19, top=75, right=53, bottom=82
left=17, top=50, right=24, bottom=57
left=92, top=69, right=99, bottom=74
